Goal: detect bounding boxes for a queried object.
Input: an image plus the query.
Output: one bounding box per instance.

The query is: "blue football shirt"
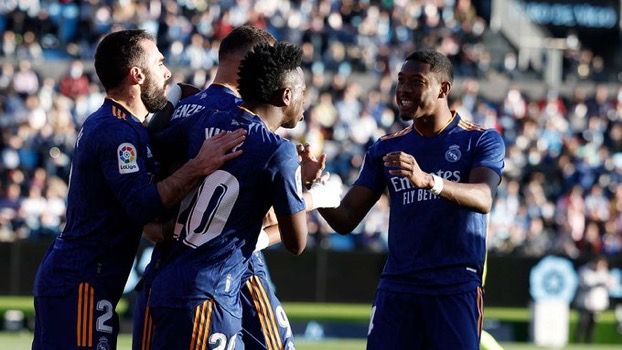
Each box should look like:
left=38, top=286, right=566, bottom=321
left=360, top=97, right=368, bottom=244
left=34, top=99, right=163, bottom=299
left=354, top=113, right=505, bottom=295
left=142, top=84, right=243, bottom=284
left=149, top=106, right=305, bottom=315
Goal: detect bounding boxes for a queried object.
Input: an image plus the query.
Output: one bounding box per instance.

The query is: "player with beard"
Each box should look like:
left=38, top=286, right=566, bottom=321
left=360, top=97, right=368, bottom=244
left=318, top=50, right=505, bottom=349
left=32, top=29, right=246, bottom=350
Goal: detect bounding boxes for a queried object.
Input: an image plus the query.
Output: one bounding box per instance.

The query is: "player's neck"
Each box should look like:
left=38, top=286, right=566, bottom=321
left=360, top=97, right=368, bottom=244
left=413, top=106, right=454, bottom=137
left=212, top=65, right=239, bottom=91
left=106, top=87, right=148, bottom=123
left=243, top=103, right=281, bottom=132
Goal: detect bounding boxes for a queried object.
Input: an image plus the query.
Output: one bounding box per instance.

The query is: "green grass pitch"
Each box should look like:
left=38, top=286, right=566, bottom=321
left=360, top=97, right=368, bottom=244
left=1, top=297, right=621, bottom=349
left=2, top=333, right=622, bottom=350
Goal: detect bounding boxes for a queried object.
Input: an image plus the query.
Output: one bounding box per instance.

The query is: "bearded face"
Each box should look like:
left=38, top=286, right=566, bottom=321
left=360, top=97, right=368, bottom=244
left=140, top=68, right=169, bottom=113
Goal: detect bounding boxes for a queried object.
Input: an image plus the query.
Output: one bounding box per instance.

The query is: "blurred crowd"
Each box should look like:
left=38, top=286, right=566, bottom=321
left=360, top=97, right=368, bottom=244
left=0, top=0, right=621, bottom=259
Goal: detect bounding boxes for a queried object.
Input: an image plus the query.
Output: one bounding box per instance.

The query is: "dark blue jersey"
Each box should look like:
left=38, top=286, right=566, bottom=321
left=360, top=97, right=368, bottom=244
left=153, top=83, right=242, bottom=159
left=142, top=84, right=243, bottom=285
left=150, top=107, right=305, bottom=314
left=354, top=113, right=505, bottom=295
left=170, top=83, right=241, bottom=124
left=34, top=99, right=163, bottom=298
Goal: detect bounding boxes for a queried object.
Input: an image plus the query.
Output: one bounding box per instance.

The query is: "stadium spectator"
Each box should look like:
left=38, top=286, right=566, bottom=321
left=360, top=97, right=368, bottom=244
left=0, top=0, right=620, bottom=258
left=574, top=257, right=615, bottom=343
left=58, top=60, right=90, bottom=99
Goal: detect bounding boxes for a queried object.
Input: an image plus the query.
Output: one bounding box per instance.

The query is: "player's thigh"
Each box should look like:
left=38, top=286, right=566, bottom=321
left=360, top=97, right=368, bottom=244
left=241, top=274, right=294, bottom=350
left=423, top=288, right=483, bottom=350
left=131, top=285, right=153, bottom=350
left=33, top=283, right=119, bottom=350
left=366, top=290, right=424, bottom=350
left=151, top=299, right=243, bottom=350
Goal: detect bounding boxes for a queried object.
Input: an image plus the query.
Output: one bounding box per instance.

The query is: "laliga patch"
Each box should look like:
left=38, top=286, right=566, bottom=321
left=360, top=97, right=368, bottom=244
left=117, top=142, right=139, bottom=174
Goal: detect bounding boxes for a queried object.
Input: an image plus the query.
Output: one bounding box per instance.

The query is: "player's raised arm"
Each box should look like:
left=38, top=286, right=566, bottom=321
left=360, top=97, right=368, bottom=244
left=382, top=127, right=504, bottom=214
left=383, top=152, right=499, bottom=213
left=275, top=211, right=308, bottom=255
left=318, top=185, right=380, bottom=234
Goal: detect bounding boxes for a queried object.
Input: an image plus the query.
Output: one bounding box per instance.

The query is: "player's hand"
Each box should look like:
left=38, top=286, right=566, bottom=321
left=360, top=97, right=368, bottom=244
left=191, top=129, right=246, bottom=176
left=383, top=151, right=433, bottom=189
left=307, top=173, right=343, bottom=209
left=297, top=143, right=326, bottom=188
left=143, top=220, right=175, bottom=243
left=143, top=222, right=165, bottom=243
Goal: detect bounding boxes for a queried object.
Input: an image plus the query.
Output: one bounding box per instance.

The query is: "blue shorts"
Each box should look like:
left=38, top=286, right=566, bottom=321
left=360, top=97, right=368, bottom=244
left=132, top=280, right=153, bottom=350
left=33, top=282, right=120, bottom=350
left=151, top=299, right=243, bottom=350
left=366, top=287, right=484, bottom=350
left=240, top=252, right=294, bottom=349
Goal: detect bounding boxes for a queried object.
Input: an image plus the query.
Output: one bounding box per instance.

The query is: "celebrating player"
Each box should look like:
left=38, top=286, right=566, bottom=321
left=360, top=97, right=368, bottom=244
left=148, top=42, right=315, bottom=350
left=134, top=26, right=338, bottom=350
left=32, top=29, right=245, bottom=350
left=319, top=50, right=505, bottom=350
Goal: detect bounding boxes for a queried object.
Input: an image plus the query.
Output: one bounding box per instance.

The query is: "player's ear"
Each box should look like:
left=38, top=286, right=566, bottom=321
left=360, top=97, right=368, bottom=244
left=129, top=66, right=145, bottom=84
left=438, top=81, right=451, bottom=99
left=279, top=87, right=292, bottom=107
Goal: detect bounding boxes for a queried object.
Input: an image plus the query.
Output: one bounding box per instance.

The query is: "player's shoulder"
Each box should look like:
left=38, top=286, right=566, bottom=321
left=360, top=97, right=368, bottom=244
left=83, top=103, right=125, bottom=131
left=453, top=116, right=505, bottom=151
left=378, top=125, right=415, bottom=143
left=81, top=103, right=141, bottom=146
left=455, top=116, right=503, bottom=142
left=455, top=117, right=487, bottom=133
left=171, top=95, right=208, bottom=122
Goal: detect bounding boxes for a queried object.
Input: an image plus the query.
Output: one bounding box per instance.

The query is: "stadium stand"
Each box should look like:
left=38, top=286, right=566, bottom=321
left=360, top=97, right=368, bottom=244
left=0, top=0, right=621, bottom=261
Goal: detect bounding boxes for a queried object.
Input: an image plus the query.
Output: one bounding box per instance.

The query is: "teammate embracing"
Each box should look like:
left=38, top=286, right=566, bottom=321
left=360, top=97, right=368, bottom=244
left=148, top=42, right=327, bottom=350
left=32, top=29, right=245, bottom=350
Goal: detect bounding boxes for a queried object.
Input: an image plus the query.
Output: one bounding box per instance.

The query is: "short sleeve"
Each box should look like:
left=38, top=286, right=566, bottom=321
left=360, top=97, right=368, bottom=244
left=267, top=142, right=306, bottom=217
left=474, top=129, right=505, bottom=177
left=97, top=121, right=164, bottom=225
left=353, top=142, right=387, bottom=195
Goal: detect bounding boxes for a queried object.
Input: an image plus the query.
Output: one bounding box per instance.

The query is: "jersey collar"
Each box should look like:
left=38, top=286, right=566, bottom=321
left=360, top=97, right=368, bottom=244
left=210, top=83, right=241, bottom=98
left=413, top=111, right=459, bottom=137
left=104, top=98, right=142, bottom=124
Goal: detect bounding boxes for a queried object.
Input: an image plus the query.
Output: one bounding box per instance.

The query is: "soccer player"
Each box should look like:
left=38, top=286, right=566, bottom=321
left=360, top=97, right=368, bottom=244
left=32, top=29, right=246, bottom=350
left=148, top=42, right=312, bottom=350
left=318, top=50, right=505, bottom=350
left=133, top=26, right=333, bottom=350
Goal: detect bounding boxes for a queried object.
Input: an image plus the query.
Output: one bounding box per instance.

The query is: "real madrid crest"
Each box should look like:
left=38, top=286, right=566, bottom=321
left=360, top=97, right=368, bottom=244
left=445, top=145, right=461, bottom=162
left=97, top=337, right=110, bottom=350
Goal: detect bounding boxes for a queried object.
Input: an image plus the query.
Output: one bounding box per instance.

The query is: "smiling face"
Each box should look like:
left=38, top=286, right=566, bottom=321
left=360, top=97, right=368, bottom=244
left=395, top=60, right=445, bottom=121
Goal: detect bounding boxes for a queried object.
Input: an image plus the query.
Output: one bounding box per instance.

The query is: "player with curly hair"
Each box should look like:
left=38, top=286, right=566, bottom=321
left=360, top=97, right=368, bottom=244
left=148, top=42, right=313, bottom=350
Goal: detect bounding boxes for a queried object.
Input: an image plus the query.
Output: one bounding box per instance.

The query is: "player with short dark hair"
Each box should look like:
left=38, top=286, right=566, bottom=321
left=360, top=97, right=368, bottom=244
left=132, top=26, right=335, bottom=350
left=32, top=29, right=245, bottom=350
left=148, top=42, right=313, bottom=350
left=319, top=49, right=505, bottom=350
